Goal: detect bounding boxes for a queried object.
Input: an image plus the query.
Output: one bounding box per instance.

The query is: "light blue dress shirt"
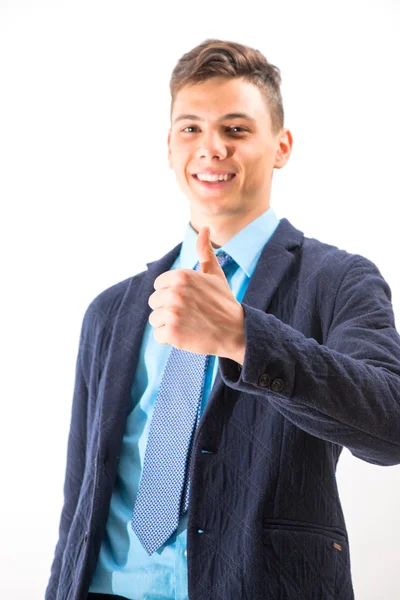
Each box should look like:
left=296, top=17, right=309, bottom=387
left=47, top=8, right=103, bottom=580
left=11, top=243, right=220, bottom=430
left=88, top=207, right=280, bottom=599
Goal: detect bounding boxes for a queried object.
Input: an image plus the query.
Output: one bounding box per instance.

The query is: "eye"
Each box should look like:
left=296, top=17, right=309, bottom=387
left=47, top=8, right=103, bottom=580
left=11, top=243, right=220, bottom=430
left=228, top=126, right=248, bottom=133
left=181, top=125, right=248, bottom=134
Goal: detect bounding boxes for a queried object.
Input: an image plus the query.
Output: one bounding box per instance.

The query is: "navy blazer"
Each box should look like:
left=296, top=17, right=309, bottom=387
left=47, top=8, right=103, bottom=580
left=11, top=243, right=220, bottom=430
left=46, top=217, right=400, bottom=600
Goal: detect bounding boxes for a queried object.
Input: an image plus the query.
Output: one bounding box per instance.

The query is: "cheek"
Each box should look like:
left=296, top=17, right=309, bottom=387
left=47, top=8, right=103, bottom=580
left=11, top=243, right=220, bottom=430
left=242, top=154, right=266, bottom=179
left=173, top=148, right=191, bottom=173
left=249, top=150, right=274, bottom=174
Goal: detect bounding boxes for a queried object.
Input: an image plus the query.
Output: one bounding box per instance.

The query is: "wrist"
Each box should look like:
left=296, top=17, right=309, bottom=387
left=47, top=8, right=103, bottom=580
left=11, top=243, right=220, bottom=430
left=220, top=302, right=246, bottom=364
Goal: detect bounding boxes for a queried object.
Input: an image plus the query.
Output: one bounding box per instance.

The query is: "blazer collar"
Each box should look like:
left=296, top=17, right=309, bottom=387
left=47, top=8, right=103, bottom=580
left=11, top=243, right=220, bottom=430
left=145, top=216, right=303, bottom=314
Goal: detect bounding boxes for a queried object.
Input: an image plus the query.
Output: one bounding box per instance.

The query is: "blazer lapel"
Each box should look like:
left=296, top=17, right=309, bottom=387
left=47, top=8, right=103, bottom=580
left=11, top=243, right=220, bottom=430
left=97, top=240, right=184, bottom=452
left=194, top=217, right=304, bottom=429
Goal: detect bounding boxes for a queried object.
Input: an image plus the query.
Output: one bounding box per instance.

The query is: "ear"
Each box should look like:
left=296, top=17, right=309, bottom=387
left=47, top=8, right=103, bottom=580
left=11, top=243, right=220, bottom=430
left=167, top=129, right=172, bottom=169
left=274, top=129, right=293, bottom=169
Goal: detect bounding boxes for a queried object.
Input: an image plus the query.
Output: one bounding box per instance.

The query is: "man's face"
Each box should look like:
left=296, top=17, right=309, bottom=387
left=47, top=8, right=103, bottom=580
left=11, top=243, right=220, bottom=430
left=168, top=76, right=292, bottom=225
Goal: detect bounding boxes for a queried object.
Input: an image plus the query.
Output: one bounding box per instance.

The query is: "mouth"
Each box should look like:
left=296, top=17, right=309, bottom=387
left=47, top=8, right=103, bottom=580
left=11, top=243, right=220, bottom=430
left=191, top=173, right=236, bottom=190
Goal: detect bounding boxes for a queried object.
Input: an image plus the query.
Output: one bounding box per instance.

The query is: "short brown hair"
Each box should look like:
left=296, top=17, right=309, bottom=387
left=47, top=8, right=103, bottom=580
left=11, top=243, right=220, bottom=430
left=169, top=39, right=284, bottom=136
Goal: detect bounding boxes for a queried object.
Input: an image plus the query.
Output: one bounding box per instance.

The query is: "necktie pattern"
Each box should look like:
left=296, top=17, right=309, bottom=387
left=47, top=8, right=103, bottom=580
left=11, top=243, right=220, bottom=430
left=131, top=251, right=236, bottom=556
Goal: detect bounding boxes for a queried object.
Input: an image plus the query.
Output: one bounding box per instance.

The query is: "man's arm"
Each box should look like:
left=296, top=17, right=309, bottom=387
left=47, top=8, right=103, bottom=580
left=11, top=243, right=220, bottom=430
left=45, top=309, right=91, bottom=600
left=219, top=255, right=400, bottom=466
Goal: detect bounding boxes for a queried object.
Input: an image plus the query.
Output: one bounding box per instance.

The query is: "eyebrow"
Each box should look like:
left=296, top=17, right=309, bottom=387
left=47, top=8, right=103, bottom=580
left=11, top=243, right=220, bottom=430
left=173, top=112, right=256, bottom=125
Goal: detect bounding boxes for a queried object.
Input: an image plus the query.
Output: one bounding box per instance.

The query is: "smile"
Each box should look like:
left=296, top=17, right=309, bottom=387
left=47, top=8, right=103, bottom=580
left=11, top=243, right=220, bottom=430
left=192, top=174, right=236, bottom=190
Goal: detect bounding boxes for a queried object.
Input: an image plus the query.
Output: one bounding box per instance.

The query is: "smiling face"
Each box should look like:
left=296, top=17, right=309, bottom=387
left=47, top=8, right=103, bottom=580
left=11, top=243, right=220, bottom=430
left=168, top=76, right=293, bottom=245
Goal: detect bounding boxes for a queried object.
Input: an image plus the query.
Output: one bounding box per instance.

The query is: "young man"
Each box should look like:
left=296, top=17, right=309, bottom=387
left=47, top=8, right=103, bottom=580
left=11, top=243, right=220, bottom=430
left=46, top=39, right=400, bottom=600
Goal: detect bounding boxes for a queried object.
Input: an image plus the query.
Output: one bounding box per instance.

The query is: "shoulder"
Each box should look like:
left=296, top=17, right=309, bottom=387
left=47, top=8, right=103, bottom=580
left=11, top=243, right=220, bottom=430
left=299, top=235, right=394, bottom=336
left=80, top=268, right=147, bottom=339
left=75, top=269, right=148, bottom=382
left=300, top=233, right=386, bottom=290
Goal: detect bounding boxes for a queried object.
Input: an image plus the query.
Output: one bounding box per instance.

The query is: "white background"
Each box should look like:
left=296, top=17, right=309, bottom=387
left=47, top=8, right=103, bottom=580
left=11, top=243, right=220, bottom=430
left=1, top=1, right=399, bottom=598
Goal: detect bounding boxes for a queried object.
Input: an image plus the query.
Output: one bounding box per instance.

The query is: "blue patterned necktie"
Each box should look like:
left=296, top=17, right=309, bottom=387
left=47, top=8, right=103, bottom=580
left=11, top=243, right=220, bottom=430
left=131, top=250, right=236, bottom=556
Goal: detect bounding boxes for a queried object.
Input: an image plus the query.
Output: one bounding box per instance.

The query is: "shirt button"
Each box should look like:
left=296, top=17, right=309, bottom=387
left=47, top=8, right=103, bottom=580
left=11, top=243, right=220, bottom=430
left=184, top=549, right=187, bottom=557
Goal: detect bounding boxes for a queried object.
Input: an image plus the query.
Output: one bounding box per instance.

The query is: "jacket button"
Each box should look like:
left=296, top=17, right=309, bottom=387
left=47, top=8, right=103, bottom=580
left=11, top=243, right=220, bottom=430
left=84, top=532, right=88, bottom=543
left=258, top=374, right=270, bottom=388
left=271, top=378, right=284, bottom=392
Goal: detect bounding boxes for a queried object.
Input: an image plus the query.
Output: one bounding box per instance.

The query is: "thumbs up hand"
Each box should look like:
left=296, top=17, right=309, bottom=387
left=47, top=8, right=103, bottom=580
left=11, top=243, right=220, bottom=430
left=149, top=225, right=245, bottom=364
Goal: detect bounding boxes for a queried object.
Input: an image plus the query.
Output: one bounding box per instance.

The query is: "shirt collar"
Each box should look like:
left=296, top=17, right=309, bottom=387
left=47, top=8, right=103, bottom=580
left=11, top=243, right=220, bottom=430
left=179, top=207, right=280, bottom=278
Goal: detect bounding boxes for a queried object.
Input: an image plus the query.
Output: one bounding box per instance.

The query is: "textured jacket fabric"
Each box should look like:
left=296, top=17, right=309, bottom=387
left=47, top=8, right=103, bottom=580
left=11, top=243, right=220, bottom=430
left=87, top=208, right=281, bottom=599
left=46, top=217, right=400, bottom=600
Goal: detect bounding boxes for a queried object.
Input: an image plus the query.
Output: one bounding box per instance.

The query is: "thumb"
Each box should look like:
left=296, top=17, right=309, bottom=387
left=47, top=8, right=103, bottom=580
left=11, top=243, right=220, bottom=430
left=196, top=225, right=226, bottom=277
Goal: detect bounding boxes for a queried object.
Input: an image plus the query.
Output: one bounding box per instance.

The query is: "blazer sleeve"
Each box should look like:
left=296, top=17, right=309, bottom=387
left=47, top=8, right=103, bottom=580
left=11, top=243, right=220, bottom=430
left=219, top=255, right=400, bottom=466
left=45, top=305, right=93, bottom=600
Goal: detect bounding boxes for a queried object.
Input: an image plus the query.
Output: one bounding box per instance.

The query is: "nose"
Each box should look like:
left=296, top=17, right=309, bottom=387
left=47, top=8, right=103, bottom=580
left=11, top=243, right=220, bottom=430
left=196, top=130, right=228, bottom=161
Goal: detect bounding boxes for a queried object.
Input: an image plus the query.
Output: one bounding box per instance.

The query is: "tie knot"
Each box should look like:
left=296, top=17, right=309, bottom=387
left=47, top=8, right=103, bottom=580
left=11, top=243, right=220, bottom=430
left=194, top=251, right=235, bottom=273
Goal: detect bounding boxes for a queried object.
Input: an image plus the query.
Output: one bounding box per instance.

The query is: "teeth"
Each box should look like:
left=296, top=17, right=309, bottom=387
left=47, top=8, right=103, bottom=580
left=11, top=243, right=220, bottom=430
left=197, top=173, right=234, bottom=182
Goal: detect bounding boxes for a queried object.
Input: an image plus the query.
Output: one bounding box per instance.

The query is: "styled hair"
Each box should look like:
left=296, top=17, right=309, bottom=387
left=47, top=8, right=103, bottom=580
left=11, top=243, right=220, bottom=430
left=169, top=39, right=284, bottom=136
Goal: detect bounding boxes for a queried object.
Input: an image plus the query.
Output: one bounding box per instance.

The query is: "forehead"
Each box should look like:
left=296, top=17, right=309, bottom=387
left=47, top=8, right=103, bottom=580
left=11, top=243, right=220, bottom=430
left=172, top=77, right=270, bottom=123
